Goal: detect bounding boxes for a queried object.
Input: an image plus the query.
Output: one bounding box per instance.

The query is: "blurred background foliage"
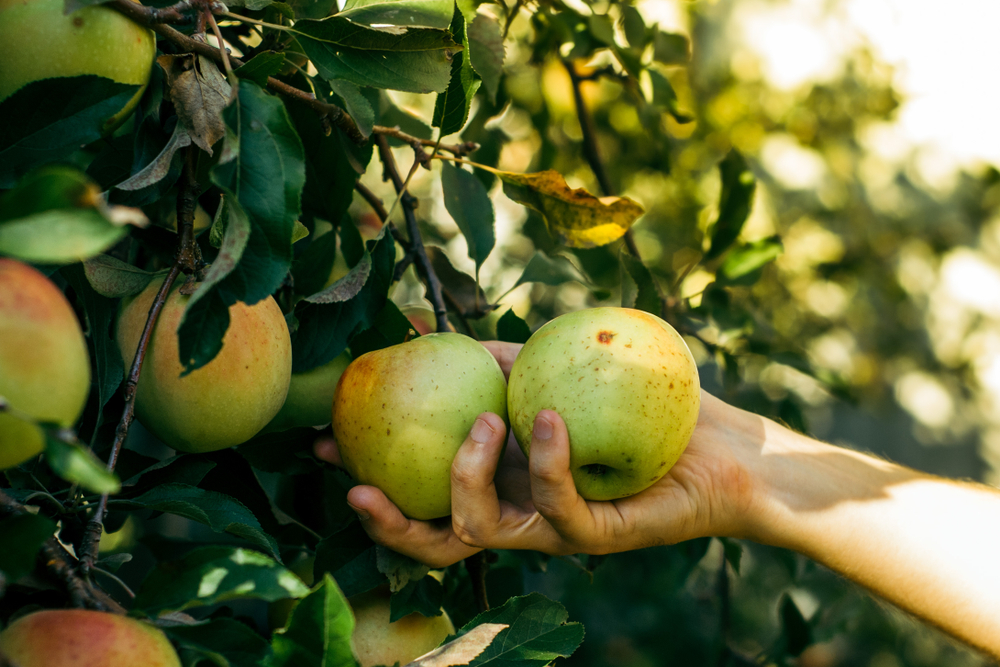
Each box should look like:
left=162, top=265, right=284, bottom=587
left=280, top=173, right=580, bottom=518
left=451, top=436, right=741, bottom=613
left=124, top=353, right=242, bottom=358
left=362, top=0, right=1000, bottom=664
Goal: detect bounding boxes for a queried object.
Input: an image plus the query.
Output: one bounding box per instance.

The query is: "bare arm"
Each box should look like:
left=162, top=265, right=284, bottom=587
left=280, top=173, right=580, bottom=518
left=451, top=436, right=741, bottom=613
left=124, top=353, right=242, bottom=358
left=316, top=342, right=1000, bottom=658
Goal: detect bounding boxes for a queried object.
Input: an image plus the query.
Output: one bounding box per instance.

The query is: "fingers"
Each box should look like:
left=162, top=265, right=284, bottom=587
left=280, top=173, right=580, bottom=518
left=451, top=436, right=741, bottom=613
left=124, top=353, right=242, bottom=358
left=346, top=485, right=479, bottom=569
left=528, top=410, right=598, bottom=549
left=480, top=340, right=523, bottom=380
left=313, top=436, right=343, bottom=467
left=450, top=413, right=507, bottom=547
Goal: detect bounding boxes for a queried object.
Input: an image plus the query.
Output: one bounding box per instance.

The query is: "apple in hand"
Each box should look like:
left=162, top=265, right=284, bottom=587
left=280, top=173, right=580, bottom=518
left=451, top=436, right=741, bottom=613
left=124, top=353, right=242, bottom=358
left=350, top=585, right=455, bottom=667
left=0, top=259, right=91, bottom=469
left=116, top=276, right=292, bottom=453
left=333, top=333, right=508, bottom=520
left=0, top=0, right=156, bottom=133
left=508, top=307, right=700, bottom=501
left=0, top=609, right=181, bottom=667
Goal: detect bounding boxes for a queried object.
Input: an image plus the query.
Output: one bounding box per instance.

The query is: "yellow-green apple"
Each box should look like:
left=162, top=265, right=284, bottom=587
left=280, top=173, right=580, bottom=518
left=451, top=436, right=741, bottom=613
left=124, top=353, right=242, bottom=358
left=332, top=333, right=507, bottom=520
left=264, top=351, right=351, bottom=432
left=350, top=585, right=454, bottom=667
left=0, top=259, right=90, bottom=469
left=0, top=609, right=181, bottom=667
left=508, top=307, right=700, bottom=501
left=116, top=277, right=292, bottom=453
left=0, top=0, right=156, bottom=133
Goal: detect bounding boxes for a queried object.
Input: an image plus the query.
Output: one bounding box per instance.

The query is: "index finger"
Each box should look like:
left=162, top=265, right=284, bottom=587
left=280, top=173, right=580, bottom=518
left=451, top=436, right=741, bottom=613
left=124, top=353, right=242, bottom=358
left=480, top=340, right=523, bottom=380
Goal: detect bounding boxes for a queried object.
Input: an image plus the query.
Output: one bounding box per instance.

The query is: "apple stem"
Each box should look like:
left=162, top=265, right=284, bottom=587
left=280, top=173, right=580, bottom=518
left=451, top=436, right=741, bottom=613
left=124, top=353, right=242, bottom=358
left=376, top=135, right=452, bottom=335
left=465, top=552, right=491, bottom=612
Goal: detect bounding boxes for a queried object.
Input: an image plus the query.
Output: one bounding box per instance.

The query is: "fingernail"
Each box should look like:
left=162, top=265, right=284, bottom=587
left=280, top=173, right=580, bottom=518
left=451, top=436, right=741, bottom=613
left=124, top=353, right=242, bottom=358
left=533, top=415, right=553, bottom=441
left=349, top=504, right=370, bottom=521
left=471, top=417, right=494, bottom=444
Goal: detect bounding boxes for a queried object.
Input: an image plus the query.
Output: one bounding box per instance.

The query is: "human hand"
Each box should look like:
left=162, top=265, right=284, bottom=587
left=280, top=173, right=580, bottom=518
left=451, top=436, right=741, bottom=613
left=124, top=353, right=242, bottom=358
left=315, top=341, right=765, bottom=567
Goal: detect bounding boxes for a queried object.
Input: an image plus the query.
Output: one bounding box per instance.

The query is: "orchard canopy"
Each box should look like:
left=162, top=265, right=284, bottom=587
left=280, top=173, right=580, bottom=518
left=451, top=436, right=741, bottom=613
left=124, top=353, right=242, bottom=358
left=0, top=0, right=998, bottom=665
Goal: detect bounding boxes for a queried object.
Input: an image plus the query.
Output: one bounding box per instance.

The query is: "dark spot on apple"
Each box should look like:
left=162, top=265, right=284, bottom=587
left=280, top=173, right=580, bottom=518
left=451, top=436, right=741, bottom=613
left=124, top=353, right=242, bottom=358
left=597, top=330, right=615, bottom=344
left=669, top=382, right=674, bottom=389
left=581, top=463, right=610, bottom=476
left=387, top=428, right=391, bottom=435
left=626, top=457, right=633, bottom=463
left=659, top=461, right=667, bottom=467
left=73, top=16, right=84, bottom=26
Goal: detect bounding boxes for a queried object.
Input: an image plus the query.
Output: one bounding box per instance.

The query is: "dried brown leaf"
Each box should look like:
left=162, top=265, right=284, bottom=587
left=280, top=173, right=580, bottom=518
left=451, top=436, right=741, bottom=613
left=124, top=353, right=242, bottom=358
left=404, top=623, right=508, bottom=667
left=158, top=54, right=231, bottom=155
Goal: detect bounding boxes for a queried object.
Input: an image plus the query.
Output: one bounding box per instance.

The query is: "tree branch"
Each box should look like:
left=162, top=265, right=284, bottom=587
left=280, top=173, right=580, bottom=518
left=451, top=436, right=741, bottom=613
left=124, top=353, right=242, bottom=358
left=79, top=149, right=201, bottom=575
left=108, top=0, right=194, bottom=25
left=373, top=126, right=479, bottom=160
left=465, top=552, right=490, bottom=612
left=376, top=136, right=451, bottom=334
left=562, top=59, right=672, bottom=321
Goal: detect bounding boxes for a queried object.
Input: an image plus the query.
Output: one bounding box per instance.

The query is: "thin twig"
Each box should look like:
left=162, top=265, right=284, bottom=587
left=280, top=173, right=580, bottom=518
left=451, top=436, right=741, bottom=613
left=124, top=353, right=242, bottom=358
left=354, top=182, right=389, bottom=222
left=206, top=12, right=235, bottom=83
left=373, top=125, right=479, bottom=158
left=79, top=150, right=201, bottom=576
left=562, top=58, right=673, bottom=321
left=109, top=0, right=194, bottom=25
left=376, top=135, right=451, bottom=334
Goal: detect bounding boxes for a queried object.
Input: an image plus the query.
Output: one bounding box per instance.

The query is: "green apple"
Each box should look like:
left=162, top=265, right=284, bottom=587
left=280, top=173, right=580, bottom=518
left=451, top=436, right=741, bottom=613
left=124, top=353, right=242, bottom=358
left=264, top=351, right=351, bottom=432
left=0, top=609, right=181, bottom=667
left=116, top=276, right=292, bottom=453
left=350, top=585, right=455, bottom=667
left=333, top=333, right=508, bottom=520
left=508, top=307, right=701, bottom=501
left=0, top=0, right=156, bottom=133
left=0, top=258, right=91, bottom=469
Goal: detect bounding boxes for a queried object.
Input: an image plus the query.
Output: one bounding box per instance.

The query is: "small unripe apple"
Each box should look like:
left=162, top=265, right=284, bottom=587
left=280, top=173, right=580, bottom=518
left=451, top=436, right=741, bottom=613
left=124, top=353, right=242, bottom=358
left=264, top=351, right=351, bottom=432
left=0, top=0, right=156, bottom=133
left=350, top=585, right=454, bottom=667
left=0, top=259, right=90, bottom=469
left=508, top=307, right=700, bottom=501
left=116, top=277, right=292, bottom=453
left=333, top=333, right=508, bottom=520
left=0, top=609, right=182, bottom=667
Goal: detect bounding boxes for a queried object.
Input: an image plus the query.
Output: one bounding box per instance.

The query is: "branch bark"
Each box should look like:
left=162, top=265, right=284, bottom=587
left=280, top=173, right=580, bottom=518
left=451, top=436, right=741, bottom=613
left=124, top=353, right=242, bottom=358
left=376, top=136, right=451, bottom=334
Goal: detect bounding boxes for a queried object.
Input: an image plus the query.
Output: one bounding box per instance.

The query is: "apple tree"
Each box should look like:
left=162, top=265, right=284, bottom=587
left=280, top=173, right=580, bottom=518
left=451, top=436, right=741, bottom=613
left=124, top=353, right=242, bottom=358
left=1, top=0, right=994, bottom=664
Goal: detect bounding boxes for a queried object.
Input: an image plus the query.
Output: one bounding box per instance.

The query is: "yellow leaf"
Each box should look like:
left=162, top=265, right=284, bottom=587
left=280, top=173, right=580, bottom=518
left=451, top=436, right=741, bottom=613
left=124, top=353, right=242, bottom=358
left=497, top=170, right=644, bottom=248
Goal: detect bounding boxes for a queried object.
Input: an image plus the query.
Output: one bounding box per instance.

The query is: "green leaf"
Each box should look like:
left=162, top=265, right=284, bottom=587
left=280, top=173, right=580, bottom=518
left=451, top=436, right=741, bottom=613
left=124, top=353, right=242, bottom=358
left=434, top=12, right=480, bottom=135
left=498, top=170, right=644, bottom=248
left=717, top=236, right=783, bottom=284
left=496, top=308, right=531, bottom=344
left=441, top=162, right=495, bottom=274
left=61, top=264, right=125, bottom=430
left=339, top=0, right=454, bottom=30
left=0, top=167, right=135, bottom=264
left=647, top=69, right=692, bottom=124
left=111, top=483, right=280, bottom=558
left=290, top=228, right=396, bottom=372
left=706, top=149, right=756, bottom=260
left=0, top=76, right=140, bottom=187
left=620, top=5, right=646, bottom=49
left=455, top=593, right=585, bottom=665
left=266, top=574, right=359, bottom=667
left=0, top=513, right=56, bottom=581
left=348, top=300, right=414, bottom=357
left=44, top=434, right=121, bottom=495
left=467, top=13, right=505, bottom=104
left=718, top=537, right=743, bottom=575
left=510, top=251, right=588, bottom=292
left=134, top=546, right=310, bottom=614
left=291, top=227, right=339, bottom=298
left=166, top=618, right=272, bottom=667
left=778, top=594, right=812, bottom=657
left=329, top=79, right=375, bottom=138
left=653, top=30, right=690, bottom=64
left=313, top=522, right=384, bottom=597
left=234, top=51, right=287, bottom=87
left=619, top=252, right=659, bottom=315
left=376, top=545, right=430, bottom=593
left=390, top=574, right=444, bottom=622
left=80, top=255, right=157, bottom=298
left=427, top=246, right=493, bottom=316
left=294, top=17, right=460, bottom=93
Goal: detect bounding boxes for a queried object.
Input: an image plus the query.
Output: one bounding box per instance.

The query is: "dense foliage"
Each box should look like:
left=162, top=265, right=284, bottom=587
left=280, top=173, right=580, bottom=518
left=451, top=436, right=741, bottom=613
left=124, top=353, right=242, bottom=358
left=0, top=0, right=995, bottom=664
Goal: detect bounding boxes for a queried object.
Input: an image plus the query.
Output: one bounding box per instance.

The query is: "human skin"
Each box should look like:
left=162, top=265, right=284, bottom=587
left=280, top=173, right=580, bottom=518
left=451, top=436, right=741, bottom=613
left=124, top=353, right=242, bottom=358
left=315, top=340, right=1000, bottom=659
left=0, top=609, right=182, bottom=667
left=0, top=259, right=90, bottom=469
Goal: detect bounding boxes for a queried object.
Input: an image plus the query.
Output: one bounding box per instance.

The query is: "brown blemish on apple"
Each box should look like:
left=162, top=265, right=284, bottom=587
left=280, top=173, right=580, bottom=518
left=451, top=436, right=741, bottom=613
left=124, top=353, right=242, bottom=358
left=597, top=331, right=615, bottom=344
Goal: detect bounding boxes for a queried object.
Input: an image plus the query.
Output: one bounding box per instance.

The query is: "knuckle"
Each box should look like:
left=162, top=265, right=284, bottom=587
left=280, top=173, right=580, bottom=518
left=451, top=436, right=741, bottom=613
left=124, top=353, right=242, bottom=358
left=451, top=460, right=481, bottom=489
left=452, top=517, right=488, bottom=548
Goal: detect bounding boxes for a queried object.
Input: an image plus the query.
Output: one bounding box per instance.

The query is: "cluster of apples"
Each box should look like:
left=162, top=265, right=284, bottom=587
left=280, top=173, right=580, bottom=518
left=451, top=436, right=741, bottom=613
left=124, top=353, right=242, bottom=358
left=332, top=307, right=702, bottom=520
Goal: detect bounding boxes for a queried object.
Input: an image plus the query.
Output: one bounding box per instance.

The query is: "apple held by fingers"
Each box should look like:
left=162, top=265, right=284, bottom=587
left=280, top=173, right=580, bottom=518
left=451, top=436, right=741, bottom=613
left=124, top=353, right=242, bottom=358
left=508, top=307, right=701, bottom=501
left=332, top=332, right=508, bottom=520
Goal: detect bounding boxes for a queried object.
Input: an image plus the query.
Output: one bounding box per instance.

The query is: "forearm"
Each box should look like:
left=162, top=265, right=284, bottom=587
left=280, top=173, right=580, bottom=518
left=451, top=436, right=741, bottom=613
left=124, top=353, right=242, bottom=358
left=737, top=414, right=1000, bottom=657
